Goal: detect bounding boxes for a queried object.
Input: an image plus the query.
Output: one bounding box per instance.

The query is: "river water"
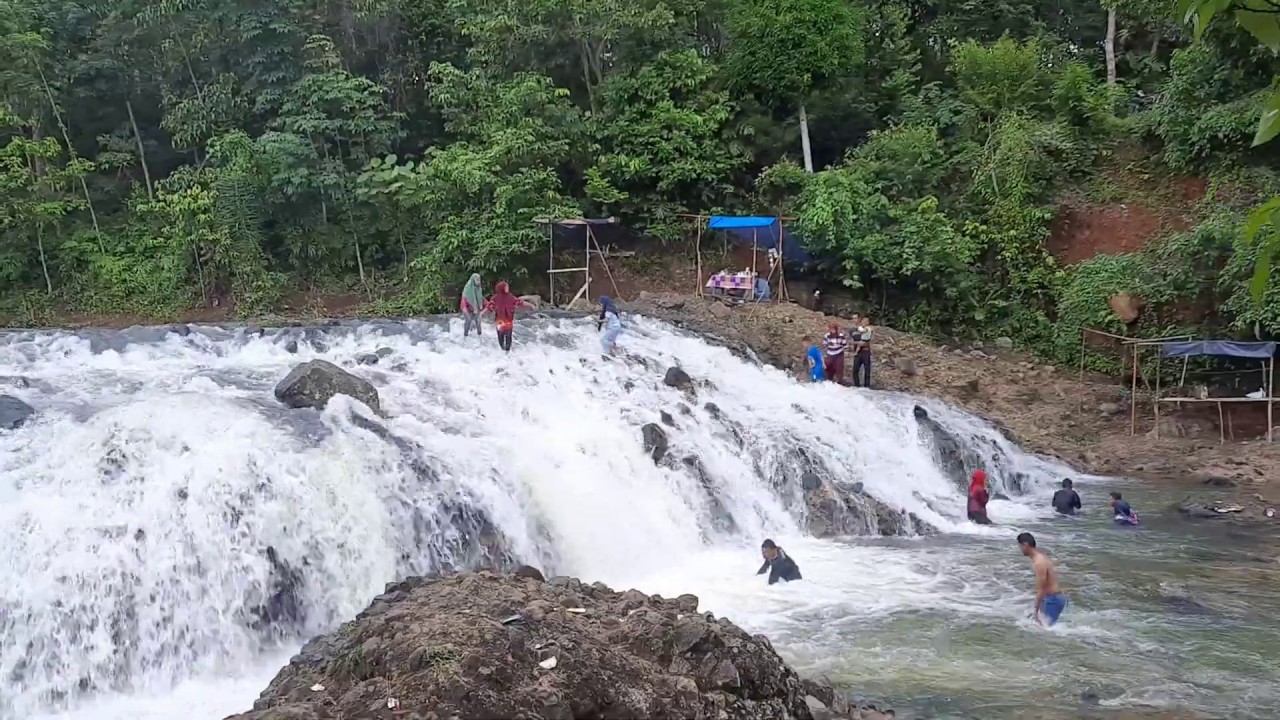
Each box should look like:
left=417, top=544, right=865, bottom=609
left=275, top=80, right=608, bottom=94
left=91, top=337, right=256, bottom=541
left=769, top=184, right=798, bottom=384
left=1, top=317, right=1276, bottom=720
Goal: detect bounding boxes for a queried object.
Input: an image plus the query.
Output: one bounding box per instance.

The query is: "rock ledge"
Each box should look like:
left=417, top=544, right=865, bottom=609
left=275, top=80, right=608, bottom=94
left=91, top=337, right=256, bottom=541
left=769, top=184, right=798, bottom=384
left=228, top=571, right=888, bottom=720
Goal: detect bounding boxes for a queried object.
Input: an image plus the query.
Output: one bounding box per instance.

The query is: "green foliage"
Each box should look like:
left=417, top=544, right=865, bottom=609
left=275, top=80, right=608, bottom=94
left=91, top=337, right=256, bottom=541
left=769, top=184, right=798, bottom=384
left=723, top=0, right=866, bottom=108
left=0, top=0, right=1273, bottom=365
left=950, top=37, right=1052, bottom=119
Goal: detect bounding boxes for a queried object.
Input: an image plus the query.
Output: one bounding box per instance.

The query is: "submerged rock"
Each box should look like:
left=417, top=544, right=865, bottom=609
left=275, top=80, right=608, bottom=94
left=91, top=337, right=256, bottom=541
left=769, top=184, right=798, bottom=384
left=273, top=360, right=381, bottom=413
left=0, top=395, right=35, bottom=430
left=678, top=455, right=738, bottom=534
left=641, top=423, right=669, bottom=463
left=227, top=572, right=828, bottom=720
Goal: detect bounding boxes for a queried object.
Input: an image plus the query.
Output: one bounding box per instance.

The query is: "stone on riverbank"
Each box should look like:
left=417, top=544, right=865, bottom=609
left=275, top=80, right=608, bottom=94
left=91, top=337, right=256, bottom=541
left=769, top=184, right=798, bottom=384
left=226, top=571, right=869, bottom=720
left=273, top=360, right=381, bottom=413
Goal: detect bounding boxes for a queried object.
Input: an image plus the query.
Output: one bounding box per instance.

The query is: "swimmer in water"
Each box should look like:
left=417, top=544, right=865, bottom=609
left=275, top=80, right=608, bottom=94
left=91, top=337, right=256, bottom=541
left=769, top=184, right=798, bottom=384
left=756, top=539, right=802, bottom=585
left=1018, top=532, right=1067, bottom=626
left=1110, top=491, right=1139, bottom=524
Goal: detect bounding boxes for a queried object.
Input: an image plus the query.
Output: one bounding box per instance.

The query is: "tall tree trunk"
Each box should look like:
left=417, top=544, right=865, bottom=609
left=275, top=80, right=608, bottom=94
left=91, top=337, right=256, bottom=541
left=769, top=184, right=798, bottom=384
left=1105, top=8, right=1118, bottom=86
left=36, top=64, right=104, bottom=251
left=126, top=98, right=154, bottom=200
left=799, top=104, right=814, bottom=173
left=36, top=224, right=53, bottom=295
left=1150, top=31, right=1161, bottom=58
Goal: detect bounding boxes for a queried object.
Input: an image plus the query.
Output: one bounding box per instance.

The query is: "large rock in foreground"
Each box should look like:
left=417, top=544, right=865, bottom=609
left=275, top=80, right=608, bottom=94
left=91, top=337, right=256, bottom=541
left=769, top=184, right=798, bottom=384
left=228, top=571, right=831, bottom=720
left=274, top=360, right=381, bottom=413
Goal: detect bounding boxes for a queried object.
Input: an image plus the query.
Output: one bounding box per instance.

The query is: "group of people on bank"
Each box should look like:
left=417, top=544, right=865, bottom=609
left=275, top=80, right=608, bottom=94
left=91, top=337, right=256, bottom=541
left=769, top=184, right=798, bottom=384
left=805, top=316, right=874, bottom=387
left=458, top=274, right=624, bottom=354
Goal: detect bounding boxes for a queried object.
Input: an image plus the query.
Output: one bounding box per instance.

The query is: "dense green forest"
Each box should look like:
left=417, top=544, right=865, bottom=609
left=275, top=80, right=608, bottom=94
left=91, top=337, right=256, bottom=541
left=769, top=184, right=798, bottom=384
left=2, top=0, right=1280, bottom=364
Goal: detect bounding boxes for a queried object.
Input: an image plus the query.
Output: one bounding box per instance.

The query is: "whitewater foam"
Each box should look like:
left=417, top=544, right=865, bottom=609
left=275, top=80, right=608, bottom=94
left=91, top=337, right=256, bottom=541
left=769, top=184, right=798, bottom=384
left=0, top=316, right=1060, bottom=718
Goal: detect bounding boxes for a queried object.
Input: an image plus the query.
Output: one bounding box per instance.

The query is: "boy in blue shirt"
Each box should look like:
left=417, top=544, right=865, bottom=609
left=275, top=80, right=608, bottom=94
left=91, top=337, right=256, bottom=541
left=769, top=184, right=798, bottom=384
left=805, top=344, right=825, bottom=382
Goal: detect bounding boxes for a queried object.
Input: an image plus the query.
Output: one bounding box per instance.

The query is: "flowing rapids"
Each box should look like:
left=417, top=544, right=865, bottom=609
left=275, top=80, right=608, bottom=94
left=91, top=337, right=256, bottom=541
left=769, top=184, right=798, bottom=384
left=1, top=317, right=1276, bottom=720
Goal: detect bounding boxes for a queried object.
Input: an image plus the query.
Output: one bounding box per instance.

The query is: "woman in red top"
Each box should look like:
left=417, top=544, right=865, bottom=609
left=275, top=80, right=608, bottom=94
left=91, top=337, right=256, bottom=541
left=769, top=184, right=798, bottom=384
left=967, top=469, right=992, bottom=525
left=484, top=281, right=530, bottom=353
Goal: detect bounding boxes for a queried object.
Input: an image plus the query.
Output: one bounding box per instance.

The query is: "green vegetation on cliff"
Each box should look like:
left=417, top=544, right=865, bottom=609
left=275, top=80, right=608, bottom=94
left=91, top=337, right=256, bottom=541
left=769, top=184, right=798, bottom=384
left=2, top=0, right=1280, bottom=365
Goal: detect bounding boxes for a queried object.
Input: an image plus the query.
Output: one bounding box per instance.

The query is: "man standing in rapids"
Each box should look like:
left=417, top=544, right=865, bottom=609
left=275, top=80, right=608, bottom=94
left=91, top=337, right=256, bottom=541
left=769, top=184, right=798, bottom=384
left=1018, top=532, right=1067, bottom=627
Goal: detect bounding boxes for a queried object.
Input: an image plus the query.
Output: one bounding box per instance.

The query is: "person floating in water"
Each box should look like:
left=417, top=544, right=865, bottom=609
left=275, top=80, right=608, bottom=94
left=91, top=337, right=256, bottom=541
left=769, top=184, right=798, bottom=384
left=804, top=343, right=825, bottom=382
left=1110, top=491, right=1140, bottom=525
left=597, top=296, right=624, bottom=354
left=822, top=323, right=847, bottom=384
left=460, top=272, right=485, bottom=337
left=1052, top=478, right=1082, bottom=516
left=967, top=469, right=992, bottom=525
left=1018, top=532, right=1067, bottom=626
left=756, top=539, right=802, bottom=585
left=484, top=281, right=530, bottom=353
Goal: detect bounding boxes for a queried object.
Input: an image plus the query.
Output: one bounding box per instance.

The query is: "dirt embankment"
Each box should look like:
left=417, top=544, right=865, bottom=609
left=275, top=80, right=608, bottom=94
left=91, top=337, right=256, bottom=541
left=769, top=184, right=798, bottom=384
left=628, top=292, right=1280, bottom=526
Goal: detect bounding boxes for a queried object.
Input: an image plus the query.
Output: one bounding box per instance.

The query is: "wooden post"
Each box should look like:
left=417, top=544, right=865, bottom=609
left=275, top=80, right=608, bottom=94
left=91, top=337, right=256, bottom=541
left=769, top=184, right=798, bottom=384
left=751, top=227, right=758, bottom=300
left=584, top=223, right=591, bottom=303
left=1270, top=356, right=1275, bottom=442
left=1218, top=402, right=1225, bottom=444
left=1153, top=349, right=1161, bottom=439
left=695, top=220, right=703, bottom=297
left=1130, top=344, right=1139, bottom=436
left=548, top=223, right=555, bottom=306
left=592, top=225, right=621, bottom=299
left=1077, top=329, right=1087, bottom=413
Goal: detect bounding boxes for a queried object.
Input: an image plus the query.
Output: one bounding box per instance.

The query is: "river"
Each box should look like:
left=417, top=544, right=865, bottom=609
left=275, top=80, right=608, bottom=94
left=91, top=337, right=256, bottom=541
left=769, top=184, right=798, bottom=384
left=1, top=316, right=1275, bottom=719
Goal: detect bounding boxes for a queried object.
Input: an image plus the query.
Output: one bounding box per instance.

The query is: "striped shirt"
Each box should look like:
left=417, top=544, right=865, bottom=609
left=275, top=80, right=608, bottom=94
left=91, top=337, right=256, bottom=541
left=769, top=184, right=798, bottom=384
left=823, top=332, right=848, bottom=356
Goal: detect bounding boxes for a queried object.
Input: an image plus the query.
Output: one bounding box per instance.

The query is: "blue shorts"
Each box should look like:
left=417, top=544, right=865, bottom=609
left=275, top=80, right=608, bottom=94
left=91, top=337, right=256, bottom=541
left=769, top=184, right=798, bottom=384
left=1041, top=593, right=1068, bottom=626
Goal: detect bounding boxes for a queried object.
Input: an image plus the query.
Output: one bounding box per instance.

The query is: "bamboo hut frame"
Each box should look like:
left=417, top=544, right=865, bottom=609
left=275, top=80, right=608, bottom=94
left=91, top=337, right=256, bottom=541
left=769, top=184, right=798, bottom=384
left=680, top=214, right=793, bottom=302
left=1122, top=337, right=1276, bottom=444
left=536, top=217, right=621, bottom=307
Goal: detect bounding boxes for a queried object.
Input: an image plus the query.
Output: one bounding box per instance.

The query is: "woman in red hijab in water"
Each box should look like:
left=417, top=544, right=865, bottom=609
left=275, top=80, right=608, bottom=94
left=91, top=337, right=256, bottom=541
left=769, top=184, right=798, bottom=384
left=484, top=281, right=530, bottom=353
left=967, top=469, right=992, bottom=525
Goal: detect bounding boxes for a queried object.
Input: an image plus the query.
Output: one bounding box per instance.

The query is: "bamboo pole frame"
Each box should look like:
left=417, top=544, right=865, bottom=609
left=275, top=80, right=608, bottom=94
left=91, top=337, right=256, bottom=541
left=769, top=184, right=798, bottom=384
left=1129, top=338, right=1276, bottom=443
left=536, top=217, right=620, bottom=307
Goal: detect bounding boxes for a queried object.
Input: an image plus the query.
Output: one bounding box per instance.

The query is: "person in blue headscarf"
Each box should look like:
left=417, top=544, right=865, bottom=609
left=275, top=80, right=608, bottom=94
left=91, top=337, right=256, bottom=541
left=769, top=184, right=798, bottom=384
left=598, top=296, right=624, bottom=354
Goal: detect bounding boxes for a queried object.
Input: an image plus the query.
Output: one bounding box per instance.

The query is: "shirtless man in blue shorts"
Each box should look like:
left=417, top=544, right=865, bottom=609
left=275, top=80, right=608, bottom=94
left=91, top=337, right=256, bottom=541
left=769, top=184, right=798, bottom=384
left=1018, top=532, right=1068, bottom=626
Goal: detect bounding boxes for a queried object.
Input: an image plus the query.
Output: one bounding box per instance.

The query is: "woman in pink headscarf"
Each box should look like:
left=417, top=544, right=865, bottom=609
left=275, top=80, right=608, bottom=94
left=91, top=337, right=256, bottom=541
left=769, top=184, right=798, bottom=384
left=967, top=469, right=992, bottom=525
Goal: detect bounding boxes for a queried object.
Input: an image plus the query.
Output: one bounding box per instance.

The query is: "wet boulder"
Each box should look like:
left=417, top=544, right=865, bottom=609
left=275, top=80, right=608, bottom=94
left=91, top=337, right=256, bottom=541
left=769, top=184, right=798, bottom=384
left=1175, top=499, right=1224, bottom=519
left=273, top=360, right=381, bottom=413
left=678, top=455, right=737, bottom=534
left=0, top=395, right=35, bottom=430
left=356, top=353, right=380, bottom=366
left=641, top=423, right=669, bottom=463
left=664, top=366, right=695, bottom=392
left=228, top=572, right=830, bottom=720
left=252, top=546, right=306, bottom=633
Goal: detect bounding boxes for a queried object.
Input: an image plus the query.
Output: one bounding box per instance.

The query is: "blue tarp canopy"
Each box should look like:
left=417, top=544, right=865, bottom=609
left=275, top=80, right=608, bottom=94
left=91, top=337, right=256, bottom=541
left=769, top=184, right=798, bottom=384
left=705, top=215, right=814, bottom=263
left=1160, top=340, right=1277, bottom=360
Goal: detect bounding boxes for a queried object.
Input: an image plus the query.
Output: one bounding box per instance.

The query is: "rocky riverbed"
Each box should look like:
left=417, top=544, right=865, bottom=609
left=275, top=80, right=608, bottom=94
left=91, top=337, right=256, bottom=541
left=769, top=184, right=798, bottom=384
left=227, top=570, right=893, bottom=720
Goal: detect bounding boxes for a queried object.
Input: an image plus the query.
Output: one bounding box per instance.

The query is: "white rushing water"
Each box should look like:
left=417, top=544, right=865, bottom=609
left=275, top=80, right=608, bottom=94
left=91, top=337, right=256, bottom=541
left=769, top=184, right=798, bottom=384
left=0, top=315, right=1065, bottom=719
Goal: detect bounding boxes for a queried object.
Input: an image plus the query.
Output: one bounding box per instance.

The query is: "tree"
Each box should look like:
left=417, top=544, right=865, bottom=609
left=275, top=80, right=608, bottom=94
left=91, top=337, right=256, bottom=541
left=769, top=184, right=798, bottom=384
left=723, top=0, right=866, bottom=172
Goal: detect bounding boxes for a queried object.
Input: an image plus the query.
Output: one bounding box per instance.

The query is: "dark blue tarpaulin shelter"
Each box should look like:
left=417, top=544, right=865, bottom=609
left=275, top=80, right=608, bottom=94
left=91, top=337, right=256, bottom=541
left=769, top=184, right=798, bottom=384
left=1138, top=337, right=1276, bottom=443
left=1159, top=340, right=1276, bottom=359
left=706, top=216, right=813, bottom=264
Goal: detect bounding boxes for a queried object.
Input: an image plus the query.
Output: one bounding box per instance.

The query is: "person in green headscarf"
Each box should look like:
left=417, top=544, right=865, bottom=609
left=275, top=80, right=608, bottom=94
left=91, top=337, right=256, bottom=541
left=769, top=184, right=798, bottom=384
left=460, top=273, right=485, bottom=337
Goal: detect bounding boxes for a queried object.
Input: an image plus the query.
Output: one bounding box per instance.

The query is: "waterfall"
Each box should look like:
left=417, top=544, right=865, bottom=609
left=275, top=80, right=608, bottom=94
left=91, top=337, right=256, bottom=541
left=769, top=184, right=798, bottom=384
left=0, top=316, right=1062, bottom=719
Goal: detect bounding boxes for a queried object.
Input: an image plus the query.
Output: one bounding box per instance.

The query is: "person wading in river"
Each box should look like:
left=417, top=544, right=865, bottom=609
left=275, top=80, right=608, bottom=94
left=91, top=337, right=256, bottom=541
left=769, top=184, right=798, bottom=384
left=1052, top=478, right=1082, bottom=516
left=755, top=539, right=802, bottom=585
left=460, top=273, right=485, bottom=337
left=1018, top=532, right=1068, bottom=626
left=484, top=281, right=530, bottom=353
left=967, top=469, right=992, bottom=525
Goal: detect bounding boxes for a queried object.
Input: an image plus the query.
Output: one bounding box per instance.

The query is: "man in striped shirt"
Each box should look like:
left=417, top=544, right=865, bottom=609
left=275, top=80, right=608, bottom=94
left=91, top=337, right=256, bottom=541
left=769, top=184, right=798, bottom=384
left=822, top=323, right=848, bottom=384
